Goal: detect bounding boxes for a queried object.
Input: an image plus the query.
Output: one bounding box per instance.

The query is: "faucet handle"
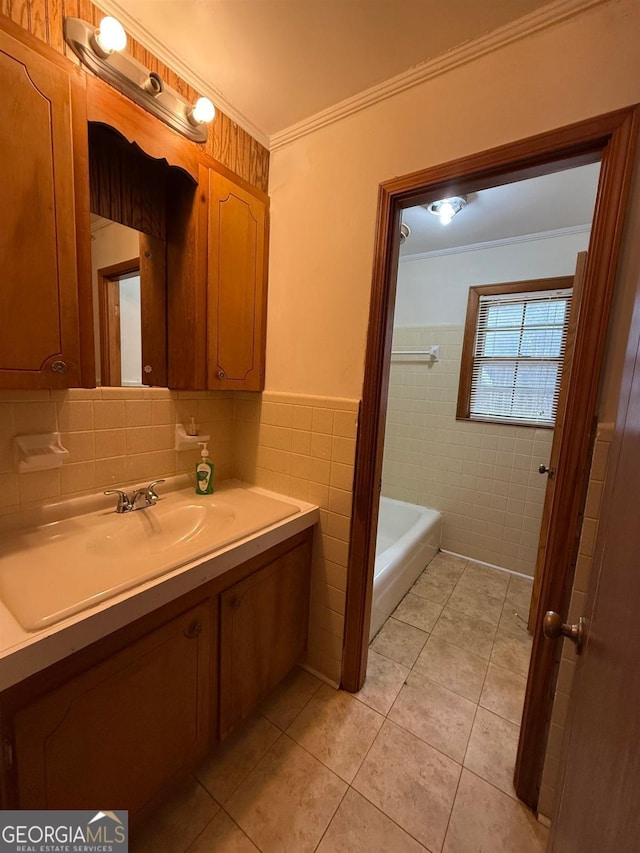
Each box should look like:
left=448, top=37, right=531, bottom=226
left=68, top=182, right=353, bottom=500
left=104, top=489, right=132, bottom=513
left=147, top=479, right=166, bottom=501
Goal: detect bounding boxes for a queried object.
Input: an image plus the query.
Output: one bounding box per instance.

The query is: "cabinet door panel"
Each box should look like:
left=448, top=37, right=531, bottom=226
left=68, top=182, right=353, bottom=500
left=219, top=540, right=311, bottom=738
left=12, top=601, right=213, bottom=814
left=0, top=27, right=84, bottom=387
left=206, top=170, right=267, bottom=390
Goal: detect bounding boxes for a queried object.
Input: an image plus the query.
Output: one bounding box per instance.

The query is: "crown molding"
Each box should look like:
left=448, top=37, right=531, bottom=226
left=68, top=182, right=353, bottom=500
left=269, top=0, right=608, bottom=152
left=399, top=224, right=592, bottom=262
left=89, top=0, right=270, bottom=148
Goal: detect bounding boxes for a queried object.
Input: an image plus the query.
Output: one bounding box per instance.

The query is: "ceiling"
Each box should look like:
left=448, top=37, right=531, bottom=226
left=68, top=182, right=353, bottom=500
left=400, top=162, right=601, bottom=257
left=103, top=0, right=555, bottom=139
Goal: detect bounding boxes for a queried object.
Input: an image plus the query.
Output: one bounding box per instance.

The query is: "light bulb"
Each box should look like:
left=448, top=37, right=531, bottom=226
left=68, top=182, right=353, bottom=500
left=189, top=97, right=216, bottom=125
left=439, top=201, right=455, bottom=225
left=94, top=16, right=127, bottom=56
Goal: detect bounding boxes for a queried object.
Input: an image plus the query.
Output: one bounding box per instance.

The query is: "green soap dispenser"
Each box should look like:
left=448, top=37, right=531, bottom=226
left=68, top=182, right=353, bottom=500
left=196, top=441, right=214, bottom=495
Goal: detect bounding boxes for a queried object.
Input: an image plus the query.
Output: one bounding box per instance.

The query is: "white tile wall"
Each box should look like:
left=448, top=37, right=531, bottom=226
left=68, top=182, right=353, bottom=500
left=382, top=326, right=553, bottom=575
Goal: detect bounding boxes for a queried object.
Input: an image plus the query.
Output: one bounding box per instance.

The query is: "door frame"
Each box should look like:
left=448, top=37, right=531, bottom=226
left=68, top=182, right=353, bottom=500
left=97, top=257, right=140, bottom=387
left=341, top=106, right=639, bottom=810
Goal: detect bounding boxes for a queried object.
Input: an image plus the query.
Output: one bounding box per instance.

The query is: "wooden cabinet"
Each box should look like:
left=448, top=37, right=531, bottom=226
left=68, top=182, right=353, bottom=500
left=0, top=23, right=269, bottom=393
left=0, top=529, right=312, bottom=817
left=219, top=537, right=312, bottom=738
left=204, top=167, right=269, bottom=391
left=169, top=161, right=269, bottom=391
left=0, top=24, right=93, bottom=389
left=9, top=600, right=214, bottom=816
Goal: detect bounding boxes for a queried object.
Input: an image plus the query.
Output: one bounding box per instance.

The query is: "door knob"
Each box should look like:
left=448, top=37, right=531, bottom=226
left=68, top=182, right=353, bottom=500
left=543, top=611, right=585, bottom=653
left=538, top=463, right=555, bottom=476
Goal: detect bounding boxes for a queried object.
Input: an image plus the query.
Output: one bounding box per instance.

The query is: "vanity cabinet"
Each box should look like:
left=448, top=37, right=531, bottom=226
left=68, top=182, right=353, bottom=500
left=0, top=529, right=312, bottom=821
left=0, top=23, right=93, bottom=389
left=219, top=537, right=312, bottom=737
left=8, top=599, right=215, bottom=815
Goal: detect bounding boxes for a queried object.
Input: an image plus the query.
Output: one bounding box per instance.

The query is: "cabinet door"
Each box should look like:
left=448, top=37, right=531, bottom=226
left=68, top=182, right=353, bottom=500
left=219, top=540, right=311, bottom=738
left=206, top=169, right=268, bottom=391
left=0, top=26, right=90, bottom=388
left=11, top=601, right=214, bottom=815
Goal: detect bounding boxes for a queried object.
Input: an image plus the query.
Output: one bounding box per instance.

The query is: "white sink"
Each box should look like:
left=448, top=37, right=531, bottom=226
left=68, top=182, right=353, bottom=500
left=0, top=482, right=298, bottom=631
left=85, top=502, right=234, bottom=558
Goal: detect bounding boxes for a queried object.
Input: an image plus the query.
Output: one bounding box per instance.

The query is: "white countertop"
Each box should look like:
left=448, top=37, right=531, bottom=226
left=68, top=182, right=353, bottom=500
left=0, top=479, right=318, bottom=691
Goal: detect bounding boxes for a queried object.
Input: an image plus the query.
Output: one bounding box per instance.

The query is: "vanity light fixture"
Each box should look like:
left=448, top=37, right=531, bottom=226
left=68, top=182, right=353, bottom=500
left=90, top=16, right=127, bottom=58
left=64, top=16, right=216, bottom=143
left=426, top=195, right=468, bottom=226
left=189, top=97, right=216, bottom=127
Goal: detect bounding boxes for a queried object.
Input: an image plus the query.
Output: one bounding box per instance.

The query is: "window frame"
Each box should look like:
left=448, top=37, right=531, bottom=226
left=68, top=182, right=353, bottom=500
left=456, top=276, right=574, bottom=429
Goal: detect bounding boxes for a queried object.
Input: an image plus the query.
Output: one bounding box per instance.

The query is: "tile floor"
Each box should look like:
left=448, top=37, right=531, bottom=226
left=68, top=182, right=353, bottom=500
left=133, top=552, right=549, bottom=853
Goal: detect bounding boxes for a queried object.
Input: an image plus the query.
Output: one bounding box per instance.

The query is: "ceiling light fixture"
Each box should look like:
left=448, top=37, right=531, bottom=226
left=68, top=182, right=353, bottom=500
left=426, top=195, right=467, bottom=226
left=399, top=223, right=411, bottom=245
left=64, top=16, right=216, bottom=143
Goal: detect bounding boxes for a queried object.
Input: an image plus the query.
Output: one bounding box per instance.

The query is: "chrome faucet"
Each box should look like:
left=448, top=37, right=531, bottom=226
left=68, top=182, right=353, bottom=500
left=104, top=480, right=165, bottom=513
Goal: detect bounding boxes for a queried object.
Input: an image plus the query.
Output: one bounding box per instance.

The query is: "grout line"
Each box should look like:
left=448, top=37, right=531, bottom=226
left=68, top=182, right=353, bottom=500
left=218, top=805, right=264, bottom=851
left=337, top=785, right=437, bottom=853
left=180, top=777, right=222, bottom=853
left=463, top=766, right=537, bottom=810
left=275, top=673, right=324, bottom=734
left=312, top=783, right=350, bottom=852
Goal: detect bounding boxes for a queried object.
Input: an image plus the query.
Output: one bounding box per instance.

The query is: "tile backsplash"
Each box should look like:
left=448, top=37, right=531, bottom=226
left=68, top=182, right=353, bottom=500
left=382, top=326, right=553, bottom=575
left=0, top=388, right=234, bottom=514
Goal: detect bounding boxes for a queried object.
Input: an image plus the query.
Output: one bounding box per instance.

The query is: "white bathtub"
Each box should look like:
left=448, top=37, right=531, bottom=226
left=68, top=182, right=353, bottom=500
left=370, top=497, right=442, bottom=641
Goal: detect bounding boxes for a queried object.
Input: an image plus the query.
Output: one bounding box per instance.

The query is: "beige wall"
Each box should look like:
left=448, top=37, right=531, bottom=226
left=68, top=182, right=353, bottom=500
left=382, top=326, right=552, bottom=575
left=266, top=0, right=640, bottom=402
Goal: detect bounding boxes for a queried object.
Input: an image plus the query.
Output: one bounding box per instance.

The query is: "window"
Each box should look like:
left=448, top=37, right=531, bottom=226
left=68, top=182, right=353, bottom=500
left=457, top=278, right=574, bottom=428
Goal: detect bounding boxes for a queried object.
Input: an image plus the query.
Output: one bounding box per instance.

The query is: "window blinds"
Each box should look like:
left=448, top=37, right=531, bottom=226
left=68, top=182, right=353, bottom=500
left=470, top=288, right=572, bottom=426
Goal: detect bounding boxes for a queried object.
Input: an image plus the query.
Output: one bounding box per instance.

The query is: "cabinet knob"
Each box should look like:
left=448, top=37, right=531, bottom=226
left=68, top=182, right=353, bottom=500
left=217, top=369, right=226, bottom=380
left=231, top=597, right=242, bottom=609
left=184, top=621, right=202, bottom=639
left=144, top=364, right=153, bottom=374
left=51, top=360, right=68, bottom=374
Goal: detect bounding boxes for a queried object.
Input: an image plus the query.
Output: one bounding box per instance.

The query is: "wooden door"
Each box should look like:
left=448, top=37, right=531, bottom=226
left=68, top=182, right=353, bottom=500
left=12, top=601, right=213, bottom=816
left=0, top=26, right=88, bottom=388
left=205, top=168, right=268, bottom=391
left=219, top=539, right=311, bottom=738
left=549, top=285, right=640, bottom=851
left=528, top=252, right=588, bottom=630
left=140, top=233, right=168, bottom=386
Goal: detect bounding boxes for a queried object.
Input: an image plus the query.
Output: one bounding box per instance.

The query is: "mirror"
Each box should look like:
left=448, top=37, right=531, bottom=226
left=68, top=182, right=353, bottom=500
left=88, top=123, right=171, bottom=387
left=91, top=216, right=144, bottom=386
